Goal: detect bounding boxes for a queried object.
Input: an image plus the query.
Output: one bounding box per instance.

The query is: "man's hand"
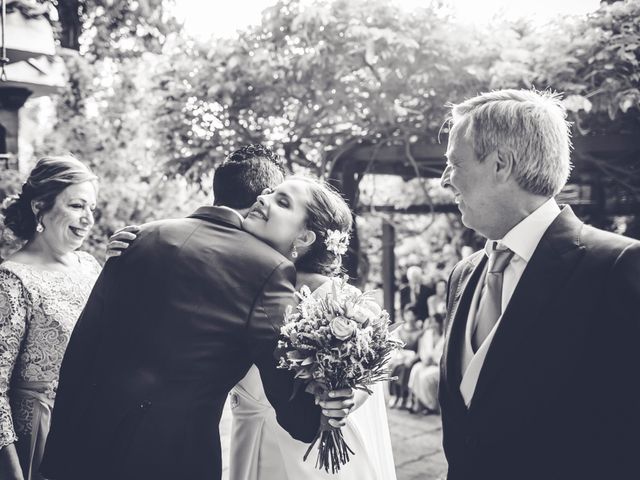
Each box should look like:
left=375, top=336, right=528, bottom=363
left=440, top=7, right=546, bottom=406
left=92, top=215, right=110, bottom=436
left=105, top=225, right=140, bottom=259
left=317, top=387, right=355, bottom=428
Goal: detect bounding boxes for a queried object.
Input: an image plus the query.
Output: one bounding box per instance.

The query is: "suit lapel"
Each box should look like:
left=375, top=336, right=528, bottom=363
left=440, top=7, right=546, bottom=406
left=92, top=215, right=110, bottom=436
left=443, top=252, right=487, bottom=394
left=470, top=207, right=586, bottom=408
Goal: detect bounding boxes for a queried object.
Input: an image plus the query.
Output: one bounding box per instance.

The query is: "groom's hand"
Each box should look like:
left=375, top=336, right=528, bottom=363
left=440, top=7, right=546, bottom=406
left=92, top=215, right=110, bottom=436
left=317, top=388, right=355, bottom=428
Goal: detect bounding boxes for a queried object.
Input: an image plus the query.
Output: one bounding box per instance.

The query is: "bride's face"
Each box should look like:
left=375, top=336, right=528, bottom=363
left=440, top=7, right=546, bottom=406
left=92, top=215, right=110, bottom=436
left=243, top=178, right=313, bottom=257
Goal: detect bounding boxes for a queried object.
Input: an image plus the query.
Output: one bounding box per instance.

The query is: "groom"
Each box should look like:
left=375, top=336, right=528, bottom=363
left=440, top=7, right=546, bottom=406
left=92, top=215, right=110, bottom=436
left=41, top=145, right=353, bottom=480
left=438, top=89, right=640, bottom=480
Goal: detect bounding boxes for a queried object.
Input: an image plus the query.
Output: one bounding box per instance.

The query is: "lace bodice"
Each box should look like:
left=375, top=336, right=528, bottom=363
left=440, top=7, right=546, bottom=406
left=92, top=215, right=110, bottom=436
left=0, top=251, right=101, bottom=448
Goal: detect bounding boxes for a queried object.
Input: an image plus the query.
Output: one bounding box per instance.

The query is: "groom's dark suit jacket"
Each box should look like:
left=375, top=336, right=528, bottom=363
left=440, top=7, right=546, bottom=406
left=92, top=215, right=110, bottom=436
left=439, top=206, right=640, bottom=480
left=41, top=207, right=320, bottom=480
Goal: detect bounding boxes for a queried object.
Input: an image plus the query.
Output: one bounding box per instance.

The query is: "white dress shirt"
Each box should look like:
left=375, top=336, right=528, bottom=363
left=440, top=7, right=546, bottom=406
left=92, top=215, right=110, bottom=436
left=459, top=198, right=562, bottom=407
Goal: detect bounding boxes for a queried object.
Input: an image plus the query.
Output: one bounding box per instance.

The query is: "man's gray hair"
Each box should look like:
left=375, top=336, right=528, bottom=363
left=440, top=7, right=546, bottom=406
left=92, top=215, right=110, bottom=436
left=449, top=89, right=573, bottom=197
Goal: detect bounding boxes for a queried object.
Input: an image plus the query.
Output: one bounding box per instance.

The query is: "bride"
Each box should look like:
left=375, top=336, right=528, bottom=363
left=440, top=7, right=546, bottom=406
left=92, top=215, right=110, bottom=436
left=107, top=175, right=396, bottom=480
left=232, top=175, right=396, bottom=480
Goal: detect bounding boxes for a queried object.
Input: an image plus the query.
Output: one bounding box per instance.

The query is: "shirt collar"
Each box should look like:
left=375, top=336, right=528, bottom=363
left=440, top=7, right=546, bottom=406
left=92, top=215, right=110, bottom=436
left=485, top=198, right=562, bottom=262
left=217, top=206, right=245, bottom=224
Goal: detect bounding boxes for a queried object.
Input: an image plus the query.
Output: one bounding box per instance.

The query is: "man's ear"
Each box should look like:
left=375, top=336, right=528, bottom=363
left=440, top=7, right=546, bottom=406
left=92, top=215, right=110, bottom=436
left=494, top=148, right=515, bottom=183
left=296, top=229, right=317, bottom=249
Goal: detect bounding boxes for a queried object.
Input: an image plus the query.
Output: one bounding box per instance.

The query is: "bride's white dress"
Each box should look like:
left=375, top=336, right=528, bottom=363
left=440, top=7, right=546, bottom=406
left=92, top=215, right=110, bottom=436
left=228, top=280, right=397, bottom=480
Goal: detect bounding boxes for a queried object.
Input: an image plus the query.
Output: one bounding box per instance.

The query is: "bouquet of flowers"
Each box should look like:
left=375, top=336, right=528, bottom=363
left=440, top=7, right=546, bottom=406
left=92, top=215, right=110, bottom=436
left=277, top=276, right=402, bottom=473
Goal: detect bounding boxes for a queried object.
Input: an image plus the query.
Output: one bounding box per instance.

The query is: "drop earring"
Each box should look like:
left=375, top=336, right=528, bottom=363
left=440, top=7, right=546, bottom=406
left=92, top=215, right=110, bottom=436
left=36, top=222, right=44, bottom=233
left=291, top=245, right=298, bottom=259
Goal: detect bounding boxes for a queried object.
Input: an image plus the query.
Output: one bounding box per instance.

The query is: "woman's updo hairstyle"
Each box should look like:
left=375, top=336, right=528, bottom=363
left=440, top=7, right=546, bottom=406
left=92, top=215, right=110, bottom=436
left=2, top=155, right=97, bottom=241
left=292, top=175, right=353, bottom=276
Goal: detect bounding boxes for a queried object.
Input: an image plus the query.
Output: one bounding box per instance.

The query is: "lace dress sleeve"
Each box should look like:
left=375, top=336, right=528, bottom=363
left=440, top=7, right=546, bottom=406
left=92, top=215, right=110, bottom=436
left=0, top=268, right=28, bottom=448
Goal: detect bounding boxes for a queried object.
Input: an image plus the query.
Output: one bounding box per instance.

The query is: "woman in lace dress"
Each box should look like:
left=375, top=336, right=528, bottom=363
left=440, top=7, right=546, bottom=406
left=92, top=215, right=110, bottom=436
left=231, top=176, right=396, bottom=480
left=0, top=156, right=101, bottom=480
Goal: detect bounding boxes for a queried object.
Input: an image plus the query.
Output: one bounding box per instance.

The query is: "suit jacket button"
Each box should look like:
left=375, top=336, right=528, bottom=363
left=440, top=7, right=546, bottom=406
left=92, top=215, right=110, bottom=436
left=465, top=435, right=476, bottom=448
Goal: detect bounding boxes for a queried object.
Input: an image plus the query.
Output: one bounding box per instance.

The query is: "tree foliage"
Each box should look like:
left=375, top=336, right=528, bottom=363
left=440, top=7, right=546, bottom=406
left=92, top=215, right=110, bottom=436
left=485, top=0, right=640, bottom=135
left=50, top=0, right=179, bottom=53
left=151, top=0, right=639, bottom=189
left=153, top=0, right=492, bottom=182
left=0, top=169, right=24, bottom=260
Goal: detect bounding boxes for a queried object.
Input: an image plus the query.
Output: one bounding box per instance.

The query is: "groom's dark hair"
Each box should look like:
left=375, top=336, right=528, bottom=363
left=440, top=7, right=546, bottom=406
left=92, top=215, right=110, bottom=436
left=213, top=144, right=287, bottom=209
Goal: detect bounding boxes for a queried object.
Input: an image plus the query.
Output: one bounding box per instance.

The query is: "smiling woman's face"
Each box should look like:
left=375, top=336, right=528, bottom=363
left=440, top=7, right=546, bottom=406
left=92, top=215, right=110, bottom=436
left=38, top=181, right=97, bottom=254
left=242, top=178, right=312, bottom=256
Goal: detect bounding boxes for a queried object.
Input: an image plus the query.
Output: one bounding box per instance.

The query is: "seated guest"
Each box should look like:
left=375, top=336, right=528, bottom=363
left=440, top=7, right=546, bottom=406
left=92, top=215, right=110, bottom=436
left=427, top=278, right=448, bottom=325
left=399, top=265, right=432, bottom=321
left=388, top=306, right=423, bottom=409
left=408, top=318, right=445, bottom=415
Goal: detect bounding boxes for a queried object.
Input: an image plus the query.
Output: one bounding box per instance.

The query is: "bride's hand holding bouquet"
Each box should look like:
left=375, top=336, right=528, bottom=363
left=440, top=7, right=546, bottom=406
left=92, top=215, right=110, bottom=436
left=277, top=274, right=402, bottom=473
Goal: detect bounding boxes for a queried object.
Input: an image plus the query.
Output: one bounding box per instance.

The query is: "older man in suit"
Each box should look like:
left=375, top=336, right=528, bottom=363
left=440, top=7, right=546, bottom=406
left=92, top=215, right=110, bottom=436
left=40, top=145, right=354, bottom=480
left=438, top=90, right=640, bottom=480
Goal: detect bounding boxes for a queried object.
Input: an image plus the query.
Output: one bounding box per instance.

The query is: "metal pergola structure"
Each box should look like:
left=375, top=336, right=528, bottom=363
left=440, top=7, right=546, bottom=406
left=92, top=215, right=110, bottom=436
left=328, top=133, right=640, bottom=320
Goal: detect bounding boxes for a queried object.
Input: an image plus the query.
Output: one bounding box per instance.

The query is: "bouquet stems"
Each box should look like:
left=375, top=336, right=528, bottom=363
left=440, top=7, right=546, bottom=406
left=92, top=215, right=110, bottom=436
left=303, top=413, right=355, bottom=473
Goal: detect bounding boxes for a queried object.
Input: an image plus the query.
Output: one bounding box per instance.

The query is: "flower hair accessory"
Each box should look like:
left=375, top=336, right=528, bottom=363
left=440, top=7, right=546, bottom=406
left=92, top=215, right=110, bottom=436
left=324, top=229, right=350, bottom=256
